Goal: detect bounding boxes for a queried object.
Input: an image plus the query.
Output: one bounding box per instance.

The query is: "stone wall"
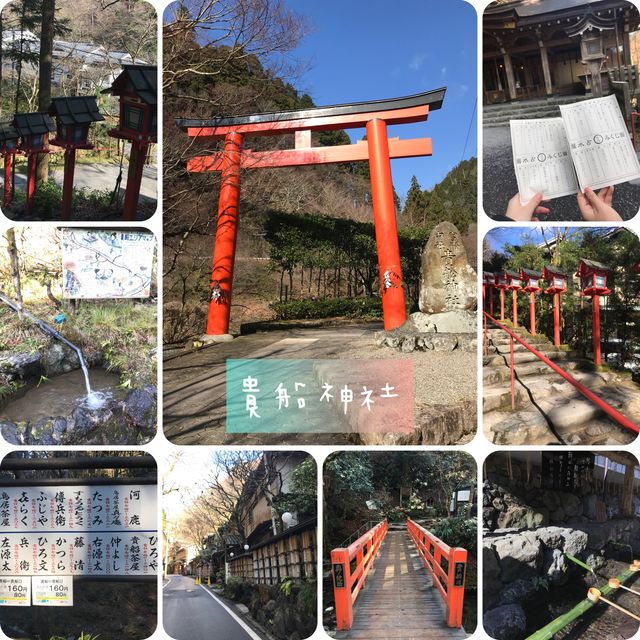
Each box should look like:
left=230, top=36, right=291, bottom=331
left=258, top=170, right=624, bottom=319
left=483, top=520, right=640, bottom=639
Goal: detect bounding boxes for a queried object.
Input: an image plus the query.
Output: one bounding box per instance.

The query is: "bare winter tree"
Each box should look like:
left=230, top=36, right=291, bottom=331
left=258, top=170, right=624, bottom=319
left=35, top=0, right=55, bottom=186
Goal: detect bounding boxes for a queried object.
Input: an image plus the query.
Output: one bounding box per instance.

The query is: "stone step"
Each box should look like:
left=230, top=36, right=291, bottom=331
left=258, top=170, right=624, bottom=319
left=483, top=370, right=612, bottom=411
left=482, top=358, right=583, bottom=384
left=484, top=350, right=570, bottom=367
left=488, top=341, right=561, bottom=356
left=484, top=378, right=637, bottom=446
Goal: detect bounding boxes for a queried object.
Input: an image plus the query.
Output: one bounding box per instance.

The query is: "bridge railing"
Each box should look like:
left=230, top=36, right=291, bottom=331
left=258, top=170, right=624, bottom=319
left=330, top=518, right=388, bottom=630
left=483, top=311, right=639, bottom=434
left=406, top=518, right=466, bottom=628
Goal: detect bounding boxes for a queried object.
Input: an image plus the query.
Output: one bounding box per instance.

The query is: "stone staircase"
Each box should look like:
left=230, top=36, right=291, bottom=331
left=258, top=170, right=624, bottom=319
left=483, top=95, right=591, bottom=128
left=483, top=325, right=639, bottom=445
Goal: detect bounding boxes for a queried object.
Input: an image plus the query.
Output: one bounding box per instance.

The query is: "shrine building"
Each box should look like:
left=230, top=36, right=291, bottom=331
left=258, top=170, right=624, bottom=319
left=483, top=0, right=640, bottom=104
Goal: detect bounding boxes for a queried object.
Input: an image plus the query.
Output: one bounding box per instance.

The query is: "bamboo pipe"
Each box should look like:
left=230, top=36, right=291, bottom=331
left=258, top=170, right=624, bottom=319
left=525, top=568, right=638, bottom=640
left=608, top=578, right=640, bottom=597
left=587, top=588, right=640, bottom=622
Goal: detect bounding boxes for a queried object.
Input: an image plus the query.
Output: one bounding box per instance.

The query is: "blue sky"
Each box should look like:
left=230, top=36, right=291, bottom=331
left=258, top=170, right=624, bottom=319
left=485, top=227, right=618, bottom=253
left=289, top=0, right=477, bottom=199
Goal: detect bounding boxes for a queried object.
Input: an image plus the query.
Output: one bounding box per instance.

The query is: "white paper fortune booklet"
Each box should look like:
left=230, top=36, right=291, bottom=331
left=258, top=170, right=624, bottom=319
left=510, top=94, right=640, bottom=204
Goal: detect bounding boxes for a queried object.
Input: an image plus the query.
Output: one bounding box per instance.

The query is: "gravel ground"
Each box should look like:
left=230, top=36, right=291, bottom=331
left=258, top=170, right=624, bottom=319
left=341, top=344, right=477, bottom=406
left=483, top=126, right=640, bottom=221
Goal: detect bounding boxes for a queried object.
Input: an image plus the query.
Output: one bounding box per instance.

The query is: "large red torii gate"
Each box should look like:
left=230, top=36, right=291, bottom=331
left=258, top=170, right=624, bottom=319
left=177, top=88, right=446, bottom=338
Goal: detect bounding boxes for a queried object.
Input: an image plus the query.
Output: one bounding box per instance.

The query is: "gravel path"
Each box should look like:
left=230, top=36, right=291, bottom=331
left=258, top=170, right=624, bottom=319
left=341, top=344, right=477, bottom=406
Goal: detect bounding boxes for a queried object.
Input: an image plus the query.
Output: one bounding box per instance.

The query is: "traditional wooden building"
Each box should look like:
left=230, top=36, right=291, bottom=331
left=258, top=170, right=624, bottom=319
left=483, top=0, right=640, bottom=103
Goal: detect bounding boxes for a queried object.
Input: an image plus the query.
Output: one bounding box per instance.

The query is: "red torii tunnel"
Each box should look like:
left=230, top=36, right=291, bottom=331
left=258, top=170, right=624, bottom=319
left=177, top=88, right=446, bottom=337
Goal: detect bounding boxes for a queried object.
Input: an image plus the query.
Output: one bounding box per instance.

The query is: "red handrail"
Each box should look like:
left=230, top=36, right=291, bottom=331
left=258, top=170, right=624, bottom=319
left=330, top=519, right=388, bottom=630
left=484, top=312, right=639, bottom=434
left=406, top=518, right=467, bottom=628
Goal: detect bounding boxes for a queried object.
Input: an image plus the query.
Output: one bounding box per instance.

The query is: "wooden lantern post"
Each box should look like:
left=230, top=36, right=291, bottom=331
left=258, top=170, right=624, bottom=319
left=521, top=268, right=542, bottom=335
left=0, top=122, right=19, bottom=210
left=494, top=271, right=510, bottom=322
left=483, top=272, right=495, bottom=316
left=576, top=259, right=613, bottom=365
left=49, top=96, right=105, bottom=220
left=505, top=270, right=522, bottom=328
left=106, top=64, right=157, bottom=221
left=542, top=265, right=569, bottom=347
left=177, top=88, right=446, bottom=337
left=13, top=113, right=56, bottom=215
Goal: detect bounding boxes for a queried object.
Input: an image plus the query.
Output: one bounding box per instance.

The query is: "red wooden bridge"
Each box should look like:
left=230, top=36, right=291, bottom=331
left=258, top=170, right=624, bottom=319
left=330, top=519, right=468, bottom=639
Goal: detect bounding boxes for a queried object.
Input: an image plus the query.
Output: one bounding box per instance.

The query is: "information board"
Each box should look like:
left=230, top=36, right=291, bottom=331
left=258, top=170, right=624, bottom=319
left=62, top=229, right=154, bottom=299
left=32, top=576, right=73, bottom=606
left=0, top=485, right=157, bottom=577
left=0, top=576, right=30, bottom=606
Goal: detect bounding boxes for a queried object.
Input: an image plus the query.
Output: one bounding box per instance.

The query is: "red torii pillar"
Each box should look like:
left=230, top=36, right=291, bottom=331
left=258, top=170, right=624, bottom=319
left=179, top=90, right=445, bottom=337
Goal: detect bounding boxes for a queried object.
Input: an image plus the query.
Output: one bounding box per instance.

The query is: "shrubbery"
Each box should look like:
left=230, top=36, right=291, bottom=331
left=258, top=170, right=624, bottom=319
left=269, top=296, right=382, bottom=320
left=430, top=516, right=477, bottom=551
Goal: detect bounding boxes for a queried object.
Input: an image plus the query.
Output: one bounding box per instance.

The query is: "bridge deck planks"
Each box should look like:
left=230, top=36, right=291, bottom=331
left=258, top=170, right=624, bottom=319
left=340, top=530, right=467, bottom=639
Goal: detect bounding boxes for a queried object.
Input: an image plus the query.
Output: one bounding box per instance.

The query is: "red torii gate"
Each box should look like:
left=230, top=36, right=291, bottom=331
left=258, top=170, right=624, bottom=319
left=176, top=88, right=446, bottom=337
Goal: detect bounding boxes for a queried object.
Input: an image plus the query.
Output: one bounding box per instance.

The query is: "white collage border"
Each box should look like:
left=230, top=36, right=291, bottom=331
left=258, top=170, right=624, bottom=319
left=0, top=0, right=638, bottom=639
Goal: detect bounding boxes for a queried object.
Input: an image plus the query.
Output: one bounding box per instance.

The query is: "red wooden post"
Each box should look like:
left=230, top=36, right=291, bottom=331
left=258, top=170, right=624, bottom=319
left=331, top=546, right=353, bottom=630
left=122, top=141, right=149, bottom=222
left=500, top=288, right=505, bottom=321
left=553, top=292, right=561, bottom=347
left=510, top=334, right=515, bottom=409
left=483, top=313, right=487, bottom=356
left=512, top=289, right=518, bottom=328
left=61, top=148, right=76, bottom=221
left=593, top=294, right=601, bottom=365
left=446, top=547, right=467, bottom=628
left=529, top=291, right=536, bottom=336
left=366, top=118, right=406, bottom=330
left=3, top=154, right=11, bottom=209
left=490, top=285, right=494, bottom=316
left=206, top=132, right=243, bottom=336
left=25, top=154, right=37, bottom=215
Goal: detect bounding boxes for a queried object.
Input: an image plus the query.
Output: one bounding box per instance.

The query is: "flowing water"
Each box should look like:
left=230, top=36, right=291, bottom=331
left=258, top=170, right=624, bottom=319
left=0, top=369, right=124, bottom=423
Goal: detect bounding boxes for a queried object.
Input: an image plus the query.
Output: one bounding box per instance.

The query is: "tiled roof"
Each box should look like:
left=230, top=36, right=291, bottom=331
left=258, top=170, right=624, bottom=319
left=0, top=121, right=19, bottom=142
left=109, top=64, right=157, bottom=105
left=521, top=268, right=541, bottom=278
left=49, top=96, right=105, bottom=125
left=579, top=258, right=612, bottom=272
left=13, top=113, right=56, bottom=135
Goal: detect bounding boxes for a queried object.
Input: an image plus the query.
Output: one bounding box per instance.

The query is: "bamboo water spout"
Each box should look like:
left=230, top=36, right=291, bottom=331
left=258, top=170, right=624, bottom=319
left=0, top=292, right=94, bottom=398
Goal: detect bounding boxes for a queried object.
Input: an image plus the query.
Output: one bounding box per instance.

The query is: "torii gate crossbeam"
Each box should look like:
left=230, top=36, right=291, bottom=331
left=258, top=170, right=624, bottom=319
left=177, top=88, right=446, bottom=337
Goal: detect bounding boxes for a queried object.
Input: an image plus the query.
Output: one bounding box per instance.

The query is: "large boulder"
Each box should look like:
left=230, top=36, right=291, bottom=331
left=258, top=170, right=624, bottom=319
left=0, top=352, right=41, bottom=380
left=41, top=343, right=80, bottom=376
left=483, top=604, right=527, bottom=640
left=492, top=532, right=543, bottom=582
left=409, top=310, right=476, bottom=333
left=123, top=385, right=157, bottom=430
left=419, top=221, right=477, bottom=314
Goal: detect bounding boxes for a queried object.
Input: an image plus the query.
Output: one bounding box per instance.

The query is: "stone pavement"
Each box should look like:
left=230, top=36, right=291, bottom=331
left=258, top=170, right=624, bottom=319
left=163, top=322, right=476, bottom=446
left=483, top=126, right=640, bottom=221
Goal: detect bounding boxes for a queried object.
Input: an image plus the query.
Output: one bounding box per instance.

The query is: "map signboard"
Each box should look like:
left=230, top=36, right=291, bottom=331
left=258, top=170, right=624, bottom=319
left=62, top=229, right=154, bottom=299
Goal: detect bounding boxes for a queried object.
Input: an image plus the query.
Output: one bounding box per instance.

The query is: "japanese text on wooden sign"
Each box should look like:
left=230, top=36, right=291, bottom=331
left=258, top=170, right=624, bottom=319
left=0, top=485, right=157, bottom=576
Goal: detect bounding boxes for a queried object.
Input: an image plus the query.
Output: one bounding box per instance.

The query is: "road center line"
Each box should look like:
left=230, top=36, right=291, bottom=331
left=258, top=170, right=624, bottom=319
left=198, top=584, right=263, bottom=640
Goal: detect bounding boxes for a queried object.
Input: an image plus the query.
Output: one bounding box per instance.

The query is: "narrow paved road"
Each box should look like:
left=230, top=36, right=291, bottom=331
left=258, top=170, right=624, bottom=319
left=163, top=575, right=264, bottom=640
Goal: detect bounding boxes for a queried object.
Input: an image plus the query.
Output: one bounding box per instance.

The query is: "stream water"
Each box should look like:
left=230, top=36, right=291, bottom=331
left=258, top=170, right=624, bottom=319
left=0, top=369, right=125, bottom=423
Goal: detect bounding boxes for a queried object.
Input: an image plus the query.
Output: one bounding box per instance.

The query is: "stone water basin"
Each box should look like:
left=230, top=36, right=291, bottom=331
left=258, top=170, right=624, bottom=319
left=0, top=368, right=125, bottom=424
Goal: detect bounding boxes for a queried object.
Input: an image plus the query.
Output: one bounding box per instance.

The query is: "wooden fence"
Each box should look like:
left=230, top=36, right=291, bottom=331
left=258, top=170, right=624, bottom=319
left=228, top=527, right=316, bottom=585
